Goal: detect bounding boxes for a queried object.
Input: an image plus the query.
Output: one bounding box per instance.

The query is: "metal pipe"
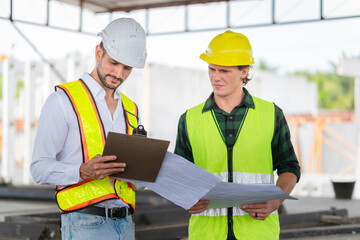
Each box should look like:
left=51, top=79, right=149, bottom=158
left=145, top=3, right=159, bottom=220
left=46, top=0, right=50, bottom=26
left=10, top=0, right=13, bottom=21
left=272, top=0, right=276, bottom=24
left=145, top=9, right=150, bottom=34
left=184, top=5, right=189, bottom=32
left=320, top=0, right=324, bottom=20
left=226, top=0, right=230, bottom=28
left=79, top=0, right=83, bottom=32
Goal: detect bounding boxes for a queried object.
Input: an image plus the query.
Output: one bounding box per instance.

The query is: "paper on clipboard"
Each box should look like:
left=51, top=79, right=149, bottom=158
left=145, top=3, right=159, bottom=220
left=103, top=132, right=170, bottom=182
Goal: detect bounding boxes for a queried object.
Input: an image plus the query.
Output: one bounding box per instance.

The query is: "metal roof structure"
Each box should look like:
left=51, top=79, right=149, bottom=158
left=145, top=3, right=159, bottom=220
left=1, top=0, right=359, bottom=83
left=2, top=0, right=360, bottom=36
left=56, top=0, right=227, bottom=13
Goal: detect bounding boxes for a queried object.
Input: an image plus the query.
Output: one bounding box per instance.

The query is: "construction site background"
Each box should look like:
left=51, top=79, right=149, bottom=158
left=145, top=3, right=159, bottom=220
left=0, top=56, right=358, bottom=201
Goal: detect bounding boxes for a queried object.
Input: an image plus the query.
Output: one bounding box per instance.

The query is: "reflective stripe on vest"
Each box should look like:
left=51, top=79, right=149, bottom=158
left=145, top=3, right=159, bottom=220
left=186, top=96, right=279, bottom=240
left=54, top=79, right=138, bottom=213
left=192, top=172, right=277, bottom=217
left=121, top=93, right=138, bottom=135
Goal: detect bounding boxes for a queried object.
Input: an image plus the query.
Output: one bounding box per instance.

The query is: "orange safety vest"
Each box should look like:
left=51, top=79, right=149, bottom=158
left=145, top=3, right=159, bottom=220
left=54, top=79, right=139, bottom=213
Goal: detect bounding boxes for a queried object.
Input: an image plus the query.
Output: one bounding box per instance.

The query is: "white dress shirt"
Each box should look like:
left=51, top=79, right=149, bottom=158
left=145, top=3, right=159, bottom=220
left=31, top=73, right=140, bottom=208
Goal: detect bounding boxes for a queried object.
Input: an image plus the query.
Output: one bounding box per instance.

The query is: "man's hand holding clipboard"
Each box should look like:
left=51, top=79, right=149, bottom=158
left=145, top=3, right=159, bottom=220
left=102, top=127, right=170, bottom=182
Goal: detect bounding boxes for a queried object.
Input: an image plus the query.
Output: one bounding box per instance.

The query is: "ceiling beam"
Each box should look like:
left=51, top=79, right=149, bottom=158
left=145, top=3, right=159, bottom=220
left=101, top=0, right=230, bottom=13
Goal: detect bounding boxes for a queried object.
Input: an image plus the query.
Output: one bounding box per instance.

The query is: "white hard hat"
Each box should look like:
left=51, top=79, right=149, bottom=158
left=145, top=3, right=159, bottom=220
left=99, top=18, right=147, bottom=69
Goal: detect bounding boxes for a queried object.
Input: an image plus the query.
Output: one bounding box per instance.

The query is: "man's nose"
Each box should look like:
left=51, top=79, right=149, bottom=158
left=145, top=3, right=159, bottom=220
left=114, top=66, right=125, bottom=78
left=211, top=70, right=220, bottom=81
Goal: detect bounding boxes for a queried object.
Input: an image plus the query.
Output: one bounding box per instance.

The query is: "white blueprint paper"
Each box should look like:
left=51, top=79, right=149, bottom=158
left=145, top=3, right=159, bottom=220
left=119, top=152, right=297, bottom=210
left=204, top=181, right=297, bottom=209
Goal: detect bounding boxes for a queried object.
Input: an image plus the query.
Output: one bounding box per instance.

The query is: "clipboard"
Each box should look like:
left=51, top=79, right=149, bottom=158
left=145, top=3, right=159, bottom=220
left=103, top=132, right=170, bottom=182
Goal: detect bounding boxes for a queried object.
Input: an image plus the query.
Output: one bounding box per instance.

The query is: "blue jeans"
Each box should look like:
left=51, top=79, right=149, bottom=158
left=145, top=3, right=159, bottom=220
left=61, top=211, right=135, bottom=240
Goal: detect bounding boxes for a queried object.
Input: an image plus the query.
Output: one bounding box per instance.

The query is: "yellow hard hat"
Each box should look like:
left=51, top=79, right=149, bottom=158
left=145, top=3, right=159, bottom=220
left=200, top=30, right=254, bottom=66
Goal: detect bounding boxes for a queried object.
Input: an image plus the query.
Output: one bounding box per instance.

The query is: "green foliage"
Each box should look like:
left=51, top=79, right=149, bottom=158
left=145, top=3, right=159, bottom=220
left=256, top=59, right=278, bottom=71
left=256, top=57, right=355, bottom=110
left=0, top=75, right=25, bottom=99
left=16, top=79, right=24, bottom=99
left=294, top=71, right=354, bottom=110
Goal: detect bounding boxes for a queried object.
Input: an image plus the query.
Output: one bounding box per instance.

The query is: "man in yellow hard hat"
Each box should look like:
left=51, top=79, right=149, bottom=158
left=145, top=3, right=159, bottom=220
left=31, top=18, right=147, bottom=240
left=174, top=30, right=301, bottom=239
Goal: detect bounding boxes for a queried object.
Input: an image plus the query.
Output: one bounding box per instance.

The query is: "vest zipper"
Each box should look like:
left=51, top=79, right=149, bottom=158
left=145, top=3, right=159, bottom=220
left=210, top=107, right=249, bottom=240
left=227, top=146, right=237, bottom=240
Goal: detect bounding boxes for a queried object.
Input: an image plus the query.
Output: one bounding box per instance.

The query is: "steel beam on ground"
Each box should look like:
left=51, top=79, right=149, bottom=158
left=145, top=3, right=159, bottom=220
left=280, top=223, right=360, bottom=239
left=0, top=222, right=60, bottom=240
left=279, top=208, right=349, bottom=229
left=0, top=185, right=55, bottom=200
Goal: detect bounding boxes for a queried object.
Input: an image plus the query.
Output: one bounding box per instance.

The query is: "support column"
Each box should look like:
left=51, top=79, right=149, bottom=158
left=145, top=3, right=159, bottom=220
left=23, top=61, right=36, bottom=185
left=337, top=58, right=360, bottom=198
left=354, top=77, right=360, bottom=198
left=1, top=59, right=16, bottom=184
left=67, top=54, right=76, bottom=83
left=43, top=62, right=53, bottom=102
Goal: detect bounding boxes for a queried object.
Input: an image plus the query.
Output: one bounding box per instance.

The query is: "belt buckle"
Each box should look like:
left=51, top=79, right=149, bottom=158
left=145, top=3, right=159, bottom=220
left=110, top=207, right=125, bottom=219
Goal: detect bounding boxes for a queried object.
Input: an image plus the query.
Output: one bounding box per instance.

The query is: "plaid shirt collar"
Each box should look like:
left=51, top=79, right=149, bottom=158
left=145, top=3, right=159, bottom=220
left=202, top=87, right=255, bottom=113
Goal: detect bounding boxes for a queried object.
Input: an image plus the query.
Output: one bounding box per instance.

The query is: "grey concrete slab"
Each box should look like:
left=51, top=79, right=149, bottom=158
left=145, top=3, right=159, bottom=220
left=0, top=199, right=57, bottom=222
left=285, top=234, right=360, bottom=240
left=283, top=196, right=360, bottom=218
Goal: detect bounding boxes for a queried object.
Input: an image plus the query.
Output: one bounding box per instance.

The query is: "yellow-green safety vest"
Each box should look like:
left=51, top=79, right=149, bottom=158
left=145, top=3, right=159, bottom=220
left=54, top=79, right=139, bottom=213
left=186, top=96, right=279, bottom=240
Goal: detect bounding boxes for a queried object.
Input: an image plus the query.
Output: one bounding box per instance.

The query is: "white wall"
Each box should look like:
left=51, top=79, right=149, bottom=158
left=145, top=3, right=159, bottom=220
left=247, top=70, right=318, bottom=115
left=122, top=63, right=211, bottom=151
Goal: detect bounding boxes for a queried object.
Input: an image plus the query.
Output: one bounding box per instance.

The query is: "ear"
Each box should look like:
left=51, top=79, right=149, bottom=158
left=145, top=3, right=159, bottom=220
left=241, top=67, right=250, bottom=79
left=95, top=45, right=103, bottom=62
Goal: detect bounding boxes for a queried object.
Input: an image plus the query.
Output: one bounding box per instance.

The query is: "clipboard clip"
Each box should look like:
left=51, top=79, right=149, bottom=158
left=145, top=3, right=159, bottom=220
left=133, top=125, right=147, bottom=137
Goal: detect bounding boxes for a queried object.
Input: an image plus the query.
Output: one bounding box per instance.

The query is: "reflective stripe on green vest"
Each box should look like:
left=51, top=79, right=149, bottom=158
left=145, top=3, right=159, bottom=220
left=54, top=79, right=138, bottom=213
left=186, top=96, right=279, bottom=240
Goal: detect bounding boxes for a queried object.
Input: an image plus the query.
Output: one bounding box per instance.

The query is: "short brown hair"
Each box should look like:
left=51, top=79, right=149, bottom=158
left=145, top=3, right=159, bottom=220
left=238, top=66, right=252, bottom=85
left=99, top=42, right=107, bottom=58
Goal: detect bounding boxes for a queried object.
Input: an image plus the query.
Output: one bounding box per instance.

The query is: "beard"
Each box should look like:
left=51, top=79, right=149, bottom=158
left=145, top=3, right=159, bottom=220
left=96, top=60, right=124, bottom=90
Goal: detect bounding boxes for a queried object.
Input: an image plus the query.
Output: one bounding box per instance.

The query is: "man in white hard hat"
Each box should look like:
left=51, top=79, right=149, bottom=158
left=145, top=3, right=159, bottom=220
left=174, top=30, right=300, bottom=239
left=31, top=18, right=147, bottom=240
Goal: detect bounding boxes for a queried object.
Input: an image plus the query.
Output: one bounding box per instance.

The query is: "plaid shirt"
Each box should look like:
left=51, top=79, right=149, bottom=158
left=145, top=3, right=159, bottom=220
left=174, top=88, right=301, bottom=181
